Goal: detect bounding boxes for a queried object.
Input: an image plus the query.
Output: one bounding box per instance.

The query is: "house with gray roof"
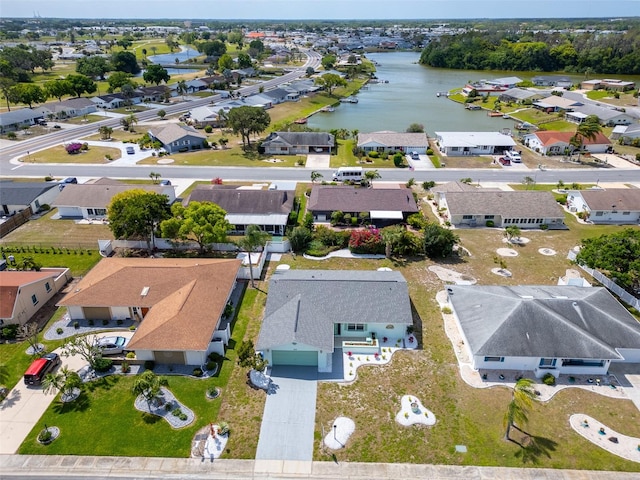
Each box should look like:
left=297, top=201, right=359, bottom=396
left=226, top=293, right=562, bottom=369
left=91, top=93, right=141, bottom=109
left=185, top=185, right=294, bottom=235
left=148, top=124, right=207, bottom=153
left=565, top=104, right=637, bottom=126
left=53, top=178, right=175, bottom=219
left=256, top=269, right=412, bottom=372
left=566, top=188, right=640, bottom=225
left=0, top=181, right=60, bottom=216
left=434, top=131, right=516, bottom=156
left=611, top=123, right=640, bottom=143
left=532, top=95, right=583, bottom=113
left=447, top=285, right=640, bottom=377
left=0, top=107, right=48, bottom=133
left=262, top=87, right=296, bottom=104
left=531, top=75, right=573, bottom=88
left=498, top=88, right=544, bottom=104
left=308, top=185, right=418, bottom=225
left=357, top=131, right=428, bottom=154
left=442, top=190, right=565, bottom=228
left=41, top=97, right=97, bottom=119
left=262, top=131, right=334, bottom=155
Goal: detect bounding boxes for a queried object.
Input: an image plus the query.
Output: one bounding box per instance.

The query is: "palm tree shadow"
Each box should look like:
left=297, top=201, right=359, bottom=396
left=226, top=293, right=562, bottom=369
left=513, top=432, right=558, bottom=464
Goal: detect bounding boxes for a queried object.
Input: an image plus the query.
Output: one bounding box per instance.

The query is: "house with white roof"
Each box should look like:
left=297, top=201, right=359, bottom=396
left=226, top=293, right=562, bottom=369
left=611, top=123, right=640, bottom=143
left=0, top=107, right=48, bottom=133
left=447, top=285, right=640, bottom=377
left=434, top=131, right=516, bottom=156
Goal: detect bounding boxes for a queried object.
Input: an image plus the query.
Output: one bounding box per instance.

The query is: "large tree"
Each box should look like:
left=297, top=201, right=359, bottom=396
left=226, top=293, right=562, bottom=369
left=217, top=53, right=235, bottom=72
left=160, top=201, right=232, bottom=253
left=44, top=79, right=73, bottom=102
left=0, top=77, right=16, bottom=111
left=9, top=83, right=46, bottom=108
left=237, top=225, right=271, bottom=288
left=76, top=55, right=110, bottom=80
left=108, top=190, right=171, bottom=252
left=111, top=51, right=141, bottom=75
left=504, top=378, right=537, bottom=443
left=107, top=71, right=136, bottom=93
left=314, top=73, right=347, bottom=96
left=143, top=64, right=170, bottom=86
left=197, top=40, right=227, bottom=57
left=576, top=228, right=640, bottom=294
left=65, top=74, right=97, bottom=98
left=237, top=52, right=253, bottom=69
left=227, top=106, right=271, bottom=147
left=423, top=222, right=459, bottom=258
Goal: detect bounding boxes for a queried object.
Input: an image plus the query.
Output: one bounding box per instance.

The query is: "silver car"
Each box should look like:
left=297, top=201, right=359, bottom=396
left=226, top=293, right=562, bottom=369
left=97, top=336, right=128, bottom=355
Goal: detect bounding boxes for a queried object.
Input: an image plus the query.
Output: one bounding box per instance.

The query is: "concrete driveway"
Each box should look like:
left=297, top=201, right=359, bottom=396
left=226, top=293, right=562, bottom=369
left=255, top=366, right=318, bottom=461
left=305, top=154, right=330, bottom=169
left=0, top=331, right=134, bottom=454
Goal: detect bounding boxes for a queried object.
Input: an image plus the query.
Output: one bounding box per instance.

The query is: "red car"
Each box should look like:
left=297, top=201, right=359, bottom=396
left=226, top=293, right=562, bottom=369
left=499, top=157, right=511, bottom=166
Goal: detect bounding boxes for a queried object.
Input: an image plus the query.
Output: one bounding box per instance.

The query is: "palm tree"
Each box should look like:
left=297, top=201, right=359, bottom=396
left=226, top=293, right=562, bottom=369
left=570, top=115, right=602, bottom=161
left=351, top=129, right=359, bottom=139
left=310, top=170, right=323, bottom=183
left=176, top=80, right=187, bottom=99
left=381, top=225, right=404, bottom=258
left=364, top=169, right=381, bottom=187
left=132, top=370, right=166, bottom=409
left=127, top=113, right=138, bottom=133
left=237, top=225, right=271, bottom=288
left=217, top=110, right=228, bottom=129
left=504, top=378, right=537, bottom=443
left=219, top=137, right=229, bottom=149
left=42, top=371, right=64, bottom=396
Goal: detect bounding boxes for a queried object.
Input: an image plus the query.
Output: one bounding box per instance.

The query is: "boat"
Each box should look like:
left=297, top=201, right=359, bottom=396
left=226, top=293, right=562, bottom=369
left=488, top=111, right=503, bottom=117
left=503, top=114, right=510, bottom=119
left=465, top=104, right=481, bottom=110
left=320, top=106, right=335, bottom=112
left=340, top=96, right=359, bottom=104
left=294, top=118, right=307, bottom=124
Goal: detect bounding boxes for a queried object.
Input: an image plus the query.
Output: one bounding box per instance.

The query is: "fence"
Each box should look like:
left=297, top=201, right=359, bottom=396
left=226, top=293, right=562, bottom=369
left=0, top=208, right=32, bottom=238
left=567, top=250, right=640, bottom=309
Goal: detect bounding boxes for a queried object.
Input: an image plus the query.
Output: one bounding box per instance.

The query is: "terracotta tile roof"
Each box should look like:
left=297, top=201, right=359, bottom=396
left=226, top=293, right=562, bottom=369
left=0, top=271, right=62, bottom=318
left=58, top=258, right=240, bottom=351
left=533, top=131, right=611, bottom=146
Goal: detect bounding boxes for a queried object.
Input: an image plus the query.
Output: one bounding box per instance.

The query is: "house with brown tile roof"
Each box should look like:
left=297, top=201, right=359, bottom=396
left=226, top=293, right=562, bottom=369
left=442, top=191, right=565, bottom=229
left=567, top=188, right=640, bottom=224
left=523, top=131, right=611, bottom=155
left=308, top=185, right=418, bottom=225
left=58, top=258, right=241, bottom=365
left=1, top=269, right=71, bottom=326
left=185, top=185, right=295, bottom=235
left=53, top=178, right=175, bottom=219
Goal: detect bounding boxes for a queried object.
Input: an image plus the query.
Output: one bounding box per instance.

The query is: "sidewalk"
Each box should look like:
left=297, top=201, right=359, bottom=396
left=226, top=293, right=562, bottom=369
left=0, top=455, right=638, bottom=479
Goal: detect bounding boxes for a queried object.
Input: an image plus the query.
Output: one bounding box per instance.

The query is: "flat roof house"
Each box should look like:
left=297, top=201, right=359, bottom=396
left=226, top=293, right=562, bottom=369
left=447, top=285, right=640, bottom=377
left=262, top=131, right=334, bottom=155
left=308, top=185, right=419, bottom=225
left=442, top=191, right=565, bottom=228
left=58, top=258, right=241, bottom=366
left=434, top=132, right=516, bottom=156
left=256, top=270, right=412, bottom=372
left=357, top=131, right=429, bottom=154
left=567, top=188, right=640, bottom=225
left=186, top=185, right=294, bottom=235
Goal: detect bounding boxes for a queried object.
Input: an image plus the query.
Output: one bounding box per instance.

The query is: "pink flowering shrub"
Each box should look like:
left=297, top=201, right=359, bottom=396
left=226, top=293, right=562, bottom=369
left=348, top=228, right=384, bottom=254
left=65, top=142, right=83, bottom=154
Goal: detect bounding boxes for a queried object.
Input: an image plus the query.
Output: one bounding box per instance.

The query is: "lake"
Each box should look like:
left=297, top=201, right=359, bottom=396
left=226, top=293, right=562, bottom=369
left=307, top=52, right=563, bottom=135
left=147, top=47, right=200, bottom=65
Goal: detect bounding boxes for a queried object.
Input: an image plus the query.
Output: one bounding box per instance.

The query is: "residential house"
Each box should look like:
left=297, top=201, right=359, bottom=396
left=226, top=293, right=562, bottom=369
left=565, top=104, right=636, bottom=126
left=256, top=269, right=412, bottom=372
left=185, top=185, right=294, bottom=235
left=0, top=269, right=71, bottom=326
left=308, top=185, right=418, bottom=225
left=0, top=107, right=48, bottom=133
left=566, top=188, right=640, bottom=224
left=91, top=93, right=142, bottom=109
left=357, top=131, right=428, bottom=154
left=487, top=76, right=523, bottom=88
left=447, top=285, right=640, bottom=377
left=148, top=124, right=207, bottom=153
left=53, top=178, right=175, bottom=219
left=434, top=131, right=516, bottom=156
left=58, top=258, right=241, bottom=365
left=498, top=88, right=544, bottom=104
left=187, top=105, right=223, bottom=128
left=523, top=131, right=611, bottom=155
left=430, top=181, right=485, bottom=209
left=41, top=98, right=97, bottom=120
left=532, top=75, right=573, bottom=88
left=441, top=190, right=565, bottom=228
left=136, top=85, right=173, bottom=102
left=262, top=132, right=334, bottom=155
left=0, top=181, right=61, bottom=216
left=262, top=87, right=296, bottom=104
left=532, top=95, right=583, bottom=113
left=611, top=124, right=640, bottom=143
left=580, top=79, right=635, bottom=91
left=285, top=80, right=321, bottom=95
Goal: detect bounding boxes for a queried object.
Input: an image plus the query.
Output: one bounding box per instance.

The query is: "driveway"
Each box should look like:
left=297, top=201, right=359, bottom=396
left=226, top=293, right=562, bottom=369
left=255, top=366, right=318, bottom=461
left=406, top=154, right=435, bottom=171
left=608, top=363, right=640, bottom=413
left=305, top=154, right=330, bottom=169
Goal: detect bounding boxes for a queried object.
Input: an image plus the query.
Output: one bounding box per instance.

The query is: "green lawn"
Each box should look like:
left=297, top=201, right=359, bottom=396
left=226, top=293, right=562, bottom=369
left=110, top=106, right=151, bottom=115
left=585, top=90, right=612, bottom=101
left=61, top=114, right=107, bottom=125
left=17, top=145, right=121, bottom=164
left=139, top=144, right=301, bottom=167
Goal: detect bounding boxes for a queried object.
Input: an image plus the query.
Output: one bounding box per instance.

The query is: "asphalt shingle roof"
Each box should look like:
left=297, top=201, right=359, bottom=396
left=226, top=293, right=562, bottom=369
left=0, top=181, right=58, bottom=206
left=308, top=186, right=418, bottom=214
left=262, top=131, right=334, bottom=147
left=148, top=124, right=206, bottom=145
left=256, top=270, right=412, bottom=352
left=576, top=188, right=640, bottom=211
left=357, top=131, right=428, bottom=148
left=449, top=285, right=640, bottom=360
left=445, top=191, right=564, bottom=219
left=186, top=186, right=294, bottom=215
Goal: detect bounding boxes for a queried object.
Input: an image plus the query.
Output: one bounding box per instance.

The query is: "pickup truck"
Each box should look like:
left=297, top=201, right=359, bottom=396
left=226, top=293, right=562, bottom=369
left=504, top=150, right=522, bottom=163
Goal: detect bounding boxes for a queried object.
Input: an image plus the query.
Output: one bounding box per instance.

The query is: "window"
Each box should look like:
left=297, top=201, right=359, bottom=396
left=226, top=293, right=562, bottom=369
left=31, top=294, right=38, bottom=306
left=484, top=356, right=504, bottom=362
left=595, top=211, right=603, bottom=216
left=539, top=358, right=556, bottom=367
left=87, top=209, right=94, bottom=215
left=45, top=282, right=51, bottom=293
left=462, top=215, right=473, bottom=220
left=504, top=218, right=511, bottom=224
left=346, top=323, right=365, bottom=332
left=95, top=209, right=106, bottom=216
left=561, top=359, right=605, bottom=367
left=484, top=215, right=494, bottom=220
left=623, top=211, right=630, bottom=215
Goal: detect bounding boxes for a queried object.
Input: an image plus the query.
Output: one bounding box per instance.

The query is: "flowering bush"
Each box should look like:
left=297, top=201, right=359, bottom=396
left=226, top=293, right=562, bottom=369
left=348, top=228, right=384, bottom=254
left=65, top=142, right=83, bottom=154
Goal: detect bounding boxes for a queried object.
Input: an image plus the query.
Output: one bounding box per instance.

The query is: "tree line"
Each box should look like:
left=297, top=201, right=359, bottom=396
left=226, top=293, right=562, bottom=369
left=419, top=28, right=640, bottom=74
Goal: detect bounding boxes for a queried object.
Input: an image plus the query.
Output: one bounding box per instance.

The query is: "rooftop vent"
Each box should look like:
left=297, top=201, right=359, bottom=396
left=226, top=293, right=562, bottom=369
left=140, top=286, right=150, bottom=297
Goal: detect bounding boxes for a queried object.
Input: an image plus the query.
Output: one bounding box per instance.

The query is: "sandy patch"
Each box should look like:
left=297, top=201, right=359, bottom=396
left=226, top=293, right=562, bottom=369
left=323, top=417, right=355, bottom=450
left=502, top=237, right=530, bottom=245
left=263, top=158, right=284, bottom=163
left=344, top=335, right=417, bottom=382
left=395, top=395, right=436, bottom=427
left=157, top=158, right=174, bottom=164
left=570, top=414, right=640, bottom=463
left=538, top=247, right=557, bottom=256
left=496, top=248, right=518, bottom=257
left=491, top=267, right=512, bottom=277
left=428, top=265, right=477, bottom=285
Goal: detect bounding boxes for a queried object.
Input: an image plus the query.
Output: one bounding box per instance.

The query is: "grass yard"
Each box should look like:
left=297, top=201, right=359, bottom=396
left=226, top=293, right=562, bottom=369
left=268, top=94, right=339, bottom=130
left=61, top=114, right=107, bottom=125
left=585, top=90, right=614, bottom=101
left=0, top=209, right=113, bottom=251
left=138, top=144, right=301, bottom=167
left=18, top=145, right=121, bottom=164
left=110, top=106, right=152, bottom=115
left=440, top=156, right=500, bottom=169
left=82, top=130, right=141, bottom=142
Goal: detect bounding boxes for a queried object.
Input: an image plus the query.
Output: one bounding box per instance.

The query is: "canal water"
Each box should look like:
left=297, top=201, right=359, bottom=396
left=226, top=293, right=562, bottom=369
left=308, top=51, right=526, bottom=135
left=147, top=47, right=200, bottom=65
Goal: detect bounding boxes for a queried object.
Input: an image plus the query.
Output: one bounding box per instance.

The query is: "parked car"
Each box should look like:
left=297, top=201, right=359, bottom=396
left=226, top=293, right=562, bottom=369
left=24, top=353, right=61, bottom=386
left=63, top=177, right=78, bottom=184
left=504, top=150, right=522, bottom=162
left=126, top=146, right=135, bottom=155
left=499, top=157, right=511, bottom=166
left=53, top=125, right=61, bottom=129
left=159, top=179, right=172, bottom=186
left=411, top=151, right=420, bottom=160
left=97, top=336, right=129, bottom=355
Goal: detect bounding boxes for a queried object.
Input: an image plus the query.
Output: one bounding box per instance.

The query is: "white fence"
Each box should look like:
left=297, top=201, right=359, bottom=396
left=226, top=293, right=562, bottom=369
left=567, top=250, right=640, bottom=309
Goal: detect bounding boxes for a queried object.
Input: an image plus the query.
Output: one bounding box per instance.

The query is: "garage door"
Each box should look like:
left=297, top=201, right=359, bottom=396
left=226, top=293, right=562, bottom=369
left=272, top=350, right=318, bottom=367
left=82, top=307, right=111, bottom=320
left=154, top=351, right=186, bottom=365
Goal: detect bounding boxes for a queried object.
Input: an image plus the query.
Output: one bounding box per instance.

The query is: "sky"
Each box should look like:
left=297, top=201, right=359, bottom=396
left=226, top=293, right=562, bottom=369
left=2, top=0, right=640, bottom=20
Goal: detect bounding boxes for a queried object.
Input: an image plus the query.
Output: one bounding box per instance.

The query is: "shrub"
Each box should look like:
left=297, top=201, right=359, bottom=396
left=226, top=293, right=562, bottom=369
left=486, top=220, right=495, bottom=227
left=218, top=421, right=230, bottom=435
left=426, top=148, right=433, bottom=155
left=93, top=357, right=113, bottom=372
left=117, top=319, right=123, bottom=325
left=172, top=407, right=182, bottom=416
left=348, top=228, right=384, bottom=254
left=73, top=321, right=80, bottom=329
left=38, top=429, right=53, bottom=443
left=102, top=319, right=109, bottom=326
left=192, top=367, right=203, bottom=377
left=441, top=306, right=452, bottom=314
left=7, top=132, right=17, bottom=140
left=1, top=324, right=20, bottom=340
left=204, top=125, right=213, bottom=133
left=206, top=360, right=216, bottom=371
left=56, top=327, right=64, bottom=335
left=144, top=360, right=155, bottom=371
left=393, top=153, right=405, bottom=167
left=368, top=151, right=379, bottom=158
left=126, top=351, right=136, bottom=359
left=179, top=413, right=187, bottom=421
left=208, top=352, right=223, bottom=363
left=305, top=239, right=332, bottom=257
left=164, top=403, right=173, bottom=411
left=288, top=226, right=312, bottom=252
left=407, top=213, right=427, bottom=230
left=65, top=142, right=83, bottom=154
left=129, top=325, right=136, bottom=331
left=120, top=361, right=130, bottom=373
left=542, top=373, right=556, bottom=386
left=540, top=224, right=549, bottom=230
left=81, top=142, right=89, bottom=151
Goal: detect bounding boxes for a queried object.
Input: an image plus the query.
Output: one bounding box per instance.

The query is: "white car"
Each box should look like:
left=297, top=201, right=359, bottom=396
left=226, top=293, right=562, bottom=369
left=504, top=150, right=522, bottom=162
left=97, top=336, right=129, bottom=355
